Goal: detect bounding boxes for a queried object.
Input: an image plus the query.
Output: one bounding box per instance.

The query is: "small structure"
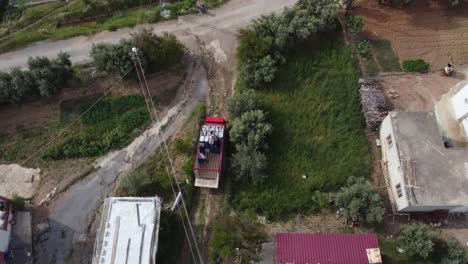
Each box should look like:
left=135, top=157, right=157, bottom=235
left=0, top=196, right=12, bottom=264
left=275, top=233, right=382, bottom=264
left=380, top=82, right=468, bottom=213
left=92, top=197, right=162, bottom=264
left=193, top=117, right=226, bottom=188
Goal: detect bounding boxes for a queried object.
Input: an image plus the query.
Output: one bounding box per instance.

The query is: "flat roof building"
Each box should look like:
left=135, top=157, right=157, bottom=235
left=380, top=81, right=468, bottom=213
left=92, top=197, right=162, bottom=264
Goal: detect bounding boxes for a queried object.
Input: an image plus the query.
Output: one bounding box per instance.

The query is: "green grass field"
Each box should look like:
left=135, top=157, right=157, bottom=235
left=232, top=34, right=372, bottom=219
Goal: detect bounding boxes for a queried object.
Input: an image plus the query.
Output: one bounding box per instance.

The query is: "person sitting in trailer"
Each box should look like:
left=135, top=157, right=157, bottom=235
left=198, top=151, right=207, bottom=163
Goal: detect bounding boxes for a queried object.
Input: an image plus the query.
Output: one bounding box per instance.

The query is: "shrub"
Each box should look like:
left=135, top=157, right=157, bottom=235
left=346, top=12, right=364, bottom=33
left=117, top=107, right=150, bottom=133
left=130, top=29, right=184, bottom=72
left=11, top=194, right=26, bottom=210
left=441, top=239, right=468, bottom=264
left=335, top=176, right=385, bottom=224
left=227, top=90, right=264, bottom=119
left=232, top=144, right=268, bottom=185
left=240, top=55, right=278, bottom=88
left=209, top=213, right=266, bottom=264
left=229, top=110, right=272, bottom=149
left=311, top=191, right=329, bottom=212
left=398, top=223, right=435, bottom=259
left=90, top=40, right=136, bottom=79
left=120, top=168, right=155, bottom=196
left=353, top=40, right=372, bottom=59
left=402, top=59, right=429, bottom=73
left=236, top=28, right=273, bottom=65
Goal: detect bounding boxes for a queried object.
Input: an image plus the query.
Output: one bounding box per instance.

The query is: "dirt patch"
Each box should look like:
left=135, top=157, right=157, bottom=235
left=265, top=212, right=347, bottom=238
left=355, top=0, right=468, bottom=70
left=379, top=69, right=466, bottom=111
left=0, top=164, right=41, bottom=199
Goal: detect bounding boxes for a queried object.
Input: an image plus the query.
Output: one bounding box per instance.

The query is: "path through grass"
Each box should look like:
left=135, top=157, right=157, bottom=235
left=232, top=34, right=372, bottom=219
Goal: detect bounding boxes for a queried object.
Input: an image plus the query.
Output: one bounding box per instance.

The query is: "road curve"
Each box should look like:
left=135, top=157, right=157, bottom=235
left=0, top=0, right=297, bottom=71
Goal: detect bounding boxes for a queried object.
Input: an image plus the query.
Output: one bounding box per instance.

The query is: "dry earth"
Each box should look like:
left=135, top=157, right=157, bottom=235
left=355, top=0, right=468, bottom=70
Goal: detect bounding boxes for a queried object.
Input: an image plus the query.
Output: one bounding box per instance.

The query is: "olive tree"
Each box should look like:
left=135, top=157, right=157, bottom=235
left=335, top=176, right=385, bottom=224
left=229, top=109, right=272, bottom=149
left=91, top=39, right=135, bottom=79
left=227, top=90, right=264, bottom=119
left=398, top=223, right=435, bottom=259
left=232, top=144, right=268, bottom=184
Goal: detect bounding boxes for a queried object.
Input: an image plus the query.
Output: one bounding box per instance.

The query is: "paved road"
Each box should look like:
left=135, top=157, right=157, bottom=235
left=0, top=0, right=297, bottom=71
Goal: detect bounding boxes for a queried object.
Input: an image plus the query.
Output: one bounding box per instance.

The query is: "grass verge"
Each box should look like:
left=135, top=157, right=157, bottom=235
left=232, top=33, right=372, bottom=220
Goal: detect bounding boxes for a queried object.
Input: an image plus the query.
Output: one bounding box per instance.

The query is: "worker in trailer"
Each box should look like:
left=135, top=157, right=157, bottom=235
left=444, top=63, right=454, bottom=76
left=198, top=151, right=207, bottom=163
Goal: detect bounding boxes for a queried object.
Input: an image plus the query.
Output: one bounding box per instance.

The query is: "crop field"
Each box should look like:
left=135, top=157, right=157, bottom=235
left=232, top=34, right=372, bottom=219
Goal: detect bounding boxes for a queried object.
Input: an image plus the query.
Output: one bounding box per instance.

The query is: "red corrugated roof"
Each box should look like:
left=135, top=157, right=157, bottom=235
left=205, top=116, right=226, bottom=124
left=276, top=233, right=382, bottom=264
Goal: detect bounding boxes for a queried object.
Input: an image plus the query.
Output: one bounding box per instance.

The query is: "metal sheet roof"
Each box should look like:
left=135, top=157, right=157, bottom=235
left=276, top=233, right=382, bottom=264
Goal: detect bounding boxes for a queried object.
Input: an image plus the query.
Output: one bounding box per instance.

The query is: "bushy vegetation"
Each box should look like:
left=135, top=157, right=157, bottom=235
left=353, top=40, right=372, bottom=59
left=228, top=91, right=272, bottom=185
left=0, top=52, right=72, bottom=104
left=402, top=59, right=429, bottom=73
left=442, top=239, right=468, bottom=264
left=398, top=223, right=435, bottom=259
left=209, top=213, right=266, bottom=264
left=232, top=34, right=371, bottom=220
left=11, top=194, right=26, bottom=210
left=91, top=29, right=184, bottom=79
left=42, top=95, right=149, bottom=160
left=227, top=89, right=264, bottom=119
left=335, top=176, right=385, bottom=224
left=346, top=12, right=364, bottom=33
left=237, top=0, right=339, bottom=89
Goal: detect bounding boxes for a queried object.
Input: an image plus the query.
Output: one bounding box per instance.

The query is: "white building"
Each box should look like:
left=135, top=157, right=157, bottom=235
left=92, top=197, right=162, bottom=264
left=380, top=82, right=468, bottom=213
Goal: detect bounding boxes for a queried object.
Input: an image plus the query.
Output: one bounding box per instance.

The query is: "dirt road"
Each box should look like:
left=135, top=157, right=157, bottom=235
left=0, top=0, right=297, bottom=71
left=30, top=1, right=299, bottom=263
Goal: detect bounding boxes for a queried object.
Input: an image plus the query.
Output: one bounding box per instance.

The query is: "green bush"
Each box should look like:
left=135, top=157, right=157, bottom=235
left=0, top=52, right=71, bottom=104
left=335, top=176, right=385, bottom=224
left=11, top=194, right=26, bottom=210
left=398, top=223, right=435, bottom=259
left=346, top=12, right=364, bottom=33
left=353, top=40, right=372, bottom=59
left=402, top=59, right=429, bottom=73
left=231, top=144, right=268, bottom=185
left=229, top=110, right=272, bottom=149
left=227, top=90, right=264, bottom=119
left=442, top=239, right=468, bottom=264
left=209, top=213, right=266, bottom=264
left=131, top=29, right=184, bottom=72
left=120, top=168, right=156, bottom=197
left=118, top=107, right=150, bottom=133
left=90, top=39, right=136, bottom=79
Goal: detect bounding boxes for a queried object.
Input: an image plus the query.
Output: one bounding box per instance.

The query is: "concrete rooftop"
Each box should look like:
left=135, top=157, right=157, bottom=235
left=390, top=112, right=468, bottom=207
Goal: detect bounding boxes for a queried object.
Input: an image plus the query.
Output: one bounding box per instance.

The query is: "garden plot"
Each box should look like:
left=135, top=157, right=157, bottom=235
left=355, top=0, right=468, bottom=70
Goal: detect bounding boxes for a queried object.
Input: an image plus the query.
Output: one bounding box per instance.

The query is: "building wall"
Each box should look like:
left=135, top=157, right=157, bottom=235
left=451, top=83, right=468, bottom=136
left=380, top=115, right=410, bottom=212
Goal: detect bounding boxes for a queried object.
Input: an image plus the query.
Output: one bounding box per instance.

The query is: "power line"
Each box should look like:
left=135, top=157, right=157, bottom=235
left=131, top=48, right=204, bottom=264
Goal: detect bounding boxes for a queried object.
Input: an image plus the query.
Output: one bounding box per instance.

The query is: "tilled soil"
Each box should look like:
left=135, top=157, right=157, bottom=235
left=355, top=0, right=468, bottom=70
